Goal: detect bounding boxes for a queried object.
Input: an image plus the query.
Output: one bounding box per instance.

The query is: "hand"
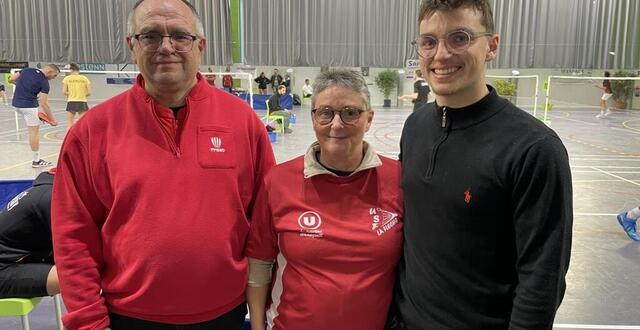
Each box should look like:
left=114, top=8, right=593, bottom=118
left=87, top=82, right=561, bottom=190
left=51, top=120, right=59, bottom=126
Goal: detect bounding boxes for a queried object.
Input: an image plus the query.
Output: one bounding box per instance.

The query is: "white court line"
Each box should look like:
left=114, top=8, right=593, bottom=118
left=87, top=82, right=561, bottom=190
left=573, top=166, right=640, bottom=169
left=550, top=115, right=599, bottom=126
left=591, top=166, right=640, bottom=187
left=0, top=123, right=64, bottom=138
left=554, top=324, right=640, bottom=329
left=551, top=115, right=640, bottom=135
left=571, top=158, right=640, bottom=161
left=571, top=154, right=640, bottom=158
left=574, top=212, right=618, bottom=216
left=572, top=171, right=640, bottom=174
left=0, top=140, right=62, bottom=145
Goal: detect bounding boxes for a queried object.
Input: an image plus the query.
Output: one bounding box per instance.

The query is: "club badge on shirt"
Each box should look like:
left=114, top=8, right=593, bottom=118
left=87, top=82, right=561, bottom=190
left=370, top=207, right=399, bottom=236
left=297, top=211, right=323, bottom=238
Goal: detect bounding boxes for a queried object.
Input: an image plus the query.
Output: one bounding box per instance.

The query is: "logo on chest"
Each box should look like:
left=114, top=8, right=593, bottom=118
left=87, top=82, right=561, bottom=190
left=464, top=187, right=472, bottom=204
left=370, top=208, right=399, bottom=236
left=209, top=137, right=226, bottom=153
left=297, top=211, right=323, bottom=238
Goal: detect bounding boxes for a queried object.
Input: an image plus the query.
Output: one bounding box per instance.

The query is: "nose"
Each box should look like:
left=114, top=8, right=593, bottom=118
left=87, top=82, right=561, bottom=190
left=330, top=112, right=345, bottom=128
left=432, top=39, right=453, bottom=60
left=157, top=36, right=175, bottom=54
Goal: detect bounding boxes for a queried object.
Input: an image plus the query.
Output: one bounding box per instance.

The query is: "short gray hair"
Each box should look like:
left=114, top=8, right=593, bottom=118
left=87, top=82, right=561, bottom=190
left=311, top=69, right=371, bottom=110
left=127, top=0, right=205, bottom=37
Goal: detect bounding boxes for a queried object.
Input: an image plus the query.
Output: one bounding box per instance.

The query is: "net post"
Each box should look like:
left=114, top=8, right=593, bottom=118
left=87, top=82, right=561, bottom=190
left=533, top=75, right=539, bottom=119
left=10, top=69, right=20, bottom=139
left=544, top=75, right=553, bottom=124
left=248, top=73, right=254, bottom=109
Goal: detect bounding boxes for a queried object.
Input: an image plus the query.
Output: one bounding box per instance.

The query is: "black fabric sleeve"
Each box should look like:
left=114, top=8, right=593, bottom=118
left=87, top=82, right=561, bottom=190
left=509, top=135, right=573, bottom=329
left=36, top=187, right=53, bottom=232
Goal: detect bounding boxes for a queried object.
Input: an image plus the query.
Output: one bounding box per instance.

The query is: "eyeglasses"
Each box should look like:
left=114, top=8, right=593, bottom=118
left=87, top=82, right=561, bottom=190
left=312, top=106, right=367, bottom=125
left=412, top=30, right=492, bottom=58
left=133, top=33, right=198, bottom=53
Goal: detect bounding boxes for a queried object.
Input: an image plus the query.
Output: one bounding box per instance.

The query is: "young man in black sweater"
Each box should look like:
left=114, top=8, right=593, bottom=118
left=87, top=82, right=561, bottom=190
left=390, top=1, right=573, bottom=329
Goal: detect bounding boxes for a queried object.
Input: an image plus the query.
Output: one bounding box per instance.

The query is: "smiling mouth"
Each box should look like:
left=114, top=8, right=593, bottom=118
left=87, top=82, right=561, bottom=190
left=431, top=67, right=461, bottom=76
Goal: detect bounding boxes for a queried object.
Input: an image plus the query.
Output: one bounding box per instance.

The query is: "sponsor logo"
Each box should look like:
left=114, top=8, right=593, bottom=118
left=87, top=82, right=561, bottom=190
left=369, top=207, right=399, bottom=236
left=297, top=211, right=323, bottom=238
left=209, top=137, right=226, bottom=153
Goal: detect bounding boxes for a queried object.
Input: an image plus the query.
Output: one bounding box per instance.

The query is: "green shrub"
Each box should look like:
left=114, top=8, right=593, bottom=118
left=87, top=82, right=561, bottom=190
left=375, top=69, right=397, bottom=99
left=493, top=79, right=517, bottom=97
left=611, top=70, right=638, bottom=105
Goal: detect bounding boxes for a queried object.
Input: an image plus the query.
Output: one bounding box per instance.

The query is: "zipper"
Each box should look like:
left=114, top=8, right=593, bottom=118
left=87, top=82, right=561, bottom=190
left=426, top=106, right=449, bottom=179
left=173, top=99, right=192, bottom=158
left=151, top=101, right=182, bottom=158
left=170, top=118, right=182, bottom=158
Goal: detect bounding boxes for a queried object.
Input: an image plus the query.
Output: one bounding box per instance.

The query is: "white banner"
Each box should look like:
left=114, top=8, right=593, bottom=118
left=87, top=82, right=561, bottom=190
left=406, top=59, right=420, bottom=69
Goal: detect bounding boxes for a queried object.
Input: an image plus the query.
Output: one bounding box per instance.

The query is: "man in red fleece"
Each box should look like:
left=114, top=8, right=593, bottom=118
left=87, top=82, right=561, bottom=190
left=51, top=0, right=275, bottom=329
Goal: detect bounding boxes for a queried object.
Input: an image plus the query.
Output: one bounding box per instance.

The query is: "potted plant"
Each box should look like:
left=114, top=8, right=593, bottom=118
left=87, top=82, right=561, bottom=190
left=493, top=79, right=517, bottom=103
left=611, top=70, right=638, bottom=109
left=375, top=69, right=398, bottom=107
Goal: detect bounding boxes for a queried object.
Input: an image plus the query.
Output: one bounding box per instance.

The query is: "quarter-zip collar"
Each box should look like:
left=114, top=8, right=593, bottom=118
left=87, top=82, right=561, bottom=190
left=433, top=85, right=508, bottom=130
left=131, top=73, right=208, bottom=158
left=131, top=72, right=209, bottom=104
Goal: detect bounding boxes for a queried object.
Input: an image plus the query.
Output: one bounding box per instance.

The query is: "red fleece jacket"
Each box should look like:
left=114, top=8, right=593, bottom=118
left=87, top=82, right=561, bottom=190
left=52, top=74, right=275, bottom=330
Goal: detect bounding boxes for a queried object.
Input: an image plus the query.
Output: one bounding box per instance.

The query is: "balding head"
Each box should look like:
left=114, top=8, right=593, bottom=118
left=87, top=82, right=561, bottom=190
left=43, top=64, right=60, bottom=80
left=127, top=0, right=205, bottom=37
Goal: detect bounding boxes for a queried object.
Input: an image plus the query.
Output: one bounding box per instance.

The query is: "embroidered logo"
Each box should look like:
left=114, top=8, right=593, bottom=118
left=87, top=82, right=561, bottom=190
left=297, top=211, right=323, bottom=238
left=369, top=207, right=399, bottom=236
left=209, top=137, right=225, bottom=153
left=464, top=188, right=472, bottom=204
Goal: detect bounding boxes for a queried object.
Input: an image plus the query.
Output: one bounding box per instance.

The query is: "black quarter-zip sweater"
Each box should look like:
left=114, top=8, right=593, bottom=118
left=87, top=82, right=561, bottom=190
left=395, top=86, right=573, bottom=329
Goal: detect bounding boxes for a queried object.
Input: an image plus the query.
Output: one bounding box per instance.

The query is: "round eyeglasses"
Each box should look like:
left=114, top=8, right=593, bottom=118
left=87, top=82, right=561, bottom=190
left=411, top=30, right=492, bottom=58
left=133, top=33, right=198, bottom=53
left=312, top=106, right=367, bottom=125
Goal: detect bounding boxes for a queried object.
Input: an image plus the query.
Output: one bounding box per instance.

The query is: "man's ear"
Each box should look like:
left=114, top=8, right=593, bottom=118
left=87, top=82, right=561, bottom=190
left=486, top=34, right=499, bottom=62
left=126, top=37, right=137, bottom=64
left=198, top=37, right=206, bottom=53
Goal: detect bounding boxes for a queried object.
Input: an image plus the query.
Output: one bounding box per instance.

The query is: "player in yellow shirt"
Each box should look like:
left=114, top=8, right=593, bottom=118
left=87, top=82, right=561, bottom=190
left=62, top=63, right=91, bottom=130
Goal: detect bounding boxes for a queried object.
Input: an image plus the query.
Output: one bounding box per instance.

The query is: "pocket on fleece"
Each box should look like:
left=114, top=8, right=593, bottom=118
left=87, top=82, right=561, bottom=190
left=197, top=125, right=237, bottom=168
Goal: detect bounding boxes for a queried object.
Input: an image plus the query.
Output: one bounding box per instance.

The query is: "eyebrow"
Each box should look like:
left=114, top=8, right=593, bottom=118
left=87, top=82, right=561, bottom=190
left=319, top=105, right=364, bottom=110
left=137, top=24, right=193, bottom=34
left=419, top=27, right=473, bottom=36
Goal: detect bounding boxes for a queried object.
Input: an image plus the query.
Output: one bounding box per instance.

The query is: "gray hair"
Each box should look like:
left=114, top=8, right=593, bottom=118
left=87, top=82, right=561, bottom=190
left=311, top=69, right=371, bottom=110
left=127, top=0, right=205, bottom=37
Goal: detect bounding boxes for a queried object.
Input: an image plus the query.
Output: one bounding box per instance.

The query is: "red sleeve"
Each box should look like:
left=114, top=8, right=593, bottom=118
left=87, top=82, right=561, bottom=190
left=245, top=176, right=279, bottom=261
left=52, top=130, right=110, bottom=330
left=245, top=111, right=276, bottom=215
